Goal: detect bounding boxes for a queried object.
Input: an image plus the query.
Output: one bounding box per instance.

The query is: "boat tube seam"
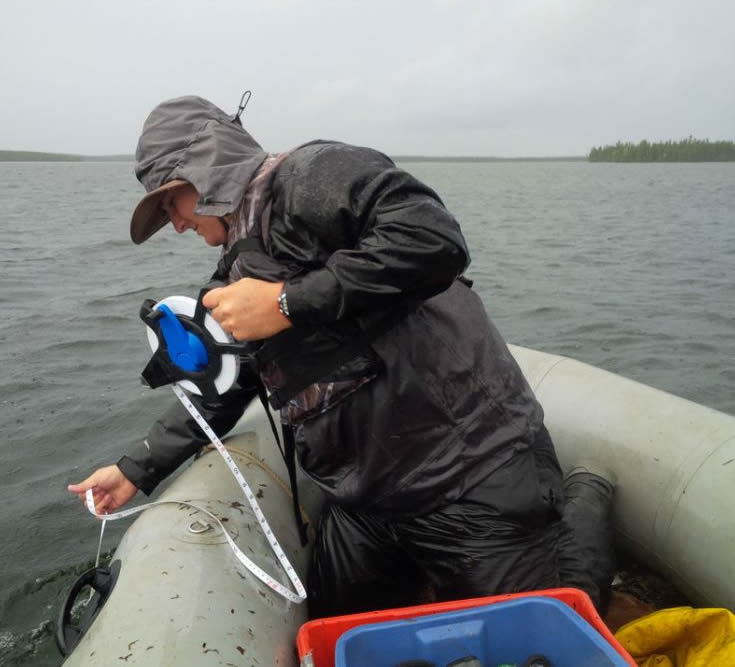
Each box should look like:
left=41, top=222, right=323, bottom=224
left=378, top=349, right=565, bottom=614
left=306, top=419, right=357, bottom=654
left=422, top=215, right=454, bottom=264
left=660, top=429, right=735, bottom=535
left=530, top=355, right=569, bottom=393
left=654, top=429, right=735, bottom=555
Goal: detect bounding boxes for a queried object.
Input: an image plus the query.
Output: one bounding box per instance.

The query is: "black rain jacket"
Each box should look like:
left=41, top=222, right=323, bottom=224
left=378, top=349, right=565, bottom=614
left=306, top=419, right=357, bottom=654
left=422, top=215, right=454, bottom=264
left=118, top=97, right=556, bottom=519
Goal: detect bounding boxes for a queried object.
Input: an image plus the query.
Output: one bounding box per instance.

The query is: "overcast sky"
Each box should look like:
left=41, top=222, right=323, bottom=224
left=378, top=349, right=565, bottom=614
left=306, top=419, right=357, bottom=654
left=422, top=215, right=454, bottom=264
left=1, top=0, right=733, bottom=157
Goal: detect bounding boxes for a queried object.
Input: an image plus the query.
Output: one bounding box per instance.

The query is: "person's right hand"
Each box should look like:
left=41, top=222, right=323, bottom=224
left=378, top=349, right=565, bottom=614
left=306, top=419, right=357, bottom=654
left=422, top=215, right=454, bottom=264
left=67, top=465, right=138, bottom=514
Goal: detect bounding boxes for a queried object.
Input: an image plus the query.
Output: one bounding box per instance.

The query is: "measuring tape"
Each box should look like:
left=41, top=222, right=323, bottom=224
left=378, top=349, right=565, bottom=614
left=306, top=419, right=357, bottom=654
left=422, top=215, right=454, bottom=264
left=84, top=296, right=307, bottom=604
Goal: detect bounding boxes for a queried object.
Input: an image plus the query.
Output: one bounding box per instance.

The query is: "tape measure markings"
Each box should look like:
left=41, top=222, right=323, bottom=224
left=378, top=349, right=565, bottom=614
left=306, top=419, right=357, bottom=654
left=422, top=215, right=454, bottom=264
left=85, top=382, right=306, bottom=604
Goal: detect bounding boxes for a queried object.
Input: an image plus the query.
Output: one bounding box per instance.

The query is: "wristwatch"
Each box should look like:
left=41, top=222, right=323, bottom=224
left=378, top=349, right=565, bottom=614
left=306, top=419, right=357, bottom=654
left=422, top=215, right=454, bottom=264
left=277, top=287, right=291, bottom=320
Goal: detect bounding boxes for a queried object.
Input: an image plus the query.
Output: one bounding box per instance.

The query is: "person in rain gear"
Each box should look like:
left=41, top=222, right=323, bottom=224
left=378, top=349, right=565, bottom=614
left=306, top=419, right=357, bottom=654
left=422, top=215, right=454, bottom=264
left=69, top=95, right=616, bottom=617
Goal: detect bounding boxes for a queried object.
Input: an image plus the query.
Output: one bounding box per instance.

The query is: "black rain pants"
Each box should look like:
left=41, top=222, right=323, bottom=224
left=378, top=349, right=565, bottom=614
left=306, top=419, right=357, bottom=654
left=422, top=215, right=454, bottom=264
left=307, top=427, right=616, bottom=619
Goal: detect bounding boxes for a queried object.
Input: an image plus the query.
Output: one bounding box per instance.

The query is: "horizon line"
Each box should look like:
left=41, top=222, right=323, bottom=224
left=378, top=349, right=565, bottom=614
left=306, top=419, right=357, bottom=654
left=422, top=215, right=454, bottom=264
left=0, top=149, right=587, bottom=162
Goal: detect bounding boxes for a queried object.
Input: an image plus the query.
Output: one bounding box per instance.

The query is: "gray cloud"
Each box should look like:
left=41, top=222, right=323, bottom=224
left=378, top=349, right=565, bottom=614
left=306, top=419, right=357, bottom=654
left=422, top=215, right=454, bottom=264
left=1, top=0, right=733, bottom=156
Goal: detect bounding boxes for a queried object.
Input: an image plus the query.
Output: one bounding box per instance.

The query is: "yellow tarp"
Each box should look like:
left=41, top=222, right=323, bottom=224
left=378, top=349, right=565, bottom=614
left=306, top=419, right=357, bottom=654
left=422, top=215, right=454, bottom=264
left=615, top=606, right=735, bottom=667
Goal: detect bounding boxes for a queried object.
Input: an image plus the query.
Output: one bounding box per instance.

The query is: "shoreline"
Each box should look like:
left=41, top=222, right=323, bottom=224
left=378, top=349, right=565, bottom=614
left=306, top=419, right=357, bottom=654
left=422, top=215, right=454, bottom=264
left=0, top=150, right=589, bottom=163
left=2, top=150, right=734, bottom=164
left=0, top=150, right=133, bottom=162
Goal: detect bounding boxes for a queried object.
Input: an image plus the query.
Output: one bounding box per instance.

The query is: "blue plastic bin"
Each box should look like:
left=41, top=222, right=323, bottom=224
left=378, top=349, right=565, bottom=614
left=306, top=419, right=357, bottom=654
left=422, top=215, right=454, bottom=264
left=335, top=596, right=629, bottom=666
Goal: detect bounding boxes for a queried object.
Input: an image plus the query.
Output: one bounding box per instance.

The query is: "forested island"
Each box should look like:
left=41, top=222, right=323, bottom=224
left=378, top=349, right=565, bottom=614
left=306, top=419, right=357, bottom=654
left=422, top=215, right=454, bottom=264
left=589, top=138, right=735, bottom=162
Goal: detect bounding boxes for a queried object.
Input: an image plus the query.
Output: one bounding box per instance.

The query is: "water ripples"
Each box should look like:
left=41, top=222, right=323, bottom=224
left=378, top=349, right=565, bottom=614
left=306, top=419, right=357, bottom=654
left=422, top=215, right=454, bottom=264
left=0, top=160, right=733, bottom=665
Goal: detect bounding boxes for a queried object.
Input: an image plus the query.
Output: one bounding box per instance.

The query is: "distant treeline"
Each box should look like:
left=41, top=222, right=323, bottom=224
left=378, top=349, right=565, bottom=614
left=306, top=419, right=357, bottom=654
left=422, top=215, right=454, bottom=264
left=589, top=137, right=735, bottom=162
left=0, top=150, right=132, bottom=162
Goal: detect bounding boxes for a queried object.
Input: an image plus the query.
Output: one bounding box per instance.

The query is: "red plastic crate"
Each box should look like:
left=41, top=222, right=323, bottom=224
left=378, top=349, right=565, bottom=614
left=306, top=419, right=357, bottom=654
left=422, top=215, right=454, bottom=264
left=296, top=587, right=636, bottom=666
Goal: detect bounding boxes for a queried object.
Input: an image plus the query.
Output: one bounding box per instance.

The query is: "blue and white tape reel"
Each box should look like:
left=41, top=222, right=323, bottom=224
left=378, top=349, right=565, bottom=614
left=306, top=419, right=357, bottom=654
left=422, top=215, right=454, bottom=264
left=144, top=295, right=240, bottom=396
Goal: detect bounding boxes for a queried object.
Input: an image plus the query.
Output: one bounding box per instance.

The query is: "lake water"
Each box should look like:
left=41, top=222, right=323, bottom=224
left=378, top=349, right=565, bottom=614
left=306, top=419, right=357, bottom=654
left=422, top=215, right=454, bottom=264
left=0, top=160, right=733, bottom=664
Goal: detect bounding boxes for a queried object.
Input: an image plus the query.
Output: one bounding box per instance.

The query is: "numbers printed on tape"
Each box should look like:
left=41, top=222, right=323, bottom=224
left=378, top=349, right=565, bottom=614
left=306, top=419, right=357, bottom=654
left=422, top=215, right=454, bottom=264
left=84, top=383, right=306, bottom=604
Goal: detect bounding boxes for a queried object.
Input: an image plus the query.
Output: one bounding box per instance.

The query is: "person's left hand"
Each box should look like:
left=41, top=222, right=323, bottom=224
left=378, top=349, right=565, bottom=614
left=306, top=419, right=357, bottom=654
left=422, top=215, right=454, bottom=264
left=202, top=278, right=293, bottom=341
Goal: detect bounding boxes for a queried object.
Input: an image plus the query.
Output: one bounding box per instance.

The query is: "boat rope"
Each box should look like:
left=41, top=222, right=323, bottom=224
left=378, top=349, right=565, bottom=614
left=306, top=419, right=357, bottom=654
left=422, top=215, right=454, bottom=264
left=84, top=382, right=307, bottom=604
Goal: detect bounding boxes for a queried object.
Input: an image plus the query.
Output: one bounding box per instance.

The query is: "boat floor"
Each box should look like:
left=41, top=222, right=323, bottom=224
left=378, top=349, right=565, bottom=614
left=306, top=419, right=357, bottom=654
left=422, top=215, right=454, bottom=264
left=605, top=554, right=691, bottom=632
left=408, top=552, right=689, bottom=634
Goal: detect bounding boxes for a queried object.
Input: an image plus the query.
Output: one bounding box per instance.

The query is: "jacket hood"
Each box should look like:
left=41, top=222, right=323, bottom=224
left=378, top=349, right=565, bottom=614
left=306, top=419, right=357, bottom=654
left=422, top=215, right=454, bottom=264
left=131, top=96, right=268, bottom=242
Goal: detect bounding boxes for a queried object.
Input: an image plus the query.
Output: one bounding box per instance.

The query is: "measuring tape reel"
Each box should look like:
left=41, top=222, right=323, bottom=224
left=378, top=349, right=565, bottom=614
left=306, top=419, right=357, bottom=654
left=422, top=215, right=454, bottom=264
left=77, top=292, right=307, bottom=606
left=139, top=293, right=242, bottom=401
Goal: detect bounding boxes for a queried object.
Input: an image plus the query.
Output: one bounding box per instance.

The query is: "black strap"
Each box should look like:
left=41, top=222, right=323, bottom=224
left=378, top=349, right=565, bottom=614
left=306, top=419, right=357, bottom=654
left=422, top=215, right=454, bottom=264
left=252, top=376, right=308, bottom=547
left=282, top=424, right=309, bottom=547
left=193, top=287, right=212, bottom=325
left=212, top=237, right=264, bottom=281
left=252, top=377, right=283, bottom=460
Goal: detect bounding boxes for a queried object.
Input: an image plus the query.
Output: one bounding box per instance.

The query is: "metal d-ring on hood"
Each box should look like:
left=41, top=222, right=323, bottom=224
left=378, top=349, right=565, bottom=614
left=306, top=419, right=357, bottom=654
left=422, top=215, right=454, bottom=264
left=131, top=95, right=268, bottom=244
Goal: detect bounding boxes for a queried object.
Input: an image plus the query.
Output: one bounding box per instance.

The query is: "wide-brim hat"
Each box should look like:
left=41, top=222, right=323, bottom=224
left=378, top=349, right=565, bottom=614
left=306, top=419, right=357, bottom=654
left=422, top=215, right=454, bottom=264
left=130, top=179, right=190, bottom=244
left=131, top=96, right=267, bottom=244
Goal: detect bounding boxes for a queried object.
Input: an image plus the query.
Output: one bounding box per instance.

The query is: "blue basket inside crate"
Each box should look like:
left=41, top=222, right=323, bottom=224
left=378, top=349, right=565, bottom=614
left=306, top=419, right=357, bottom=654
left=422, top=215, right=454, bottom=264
left=335, top=596, right=629, bottom=667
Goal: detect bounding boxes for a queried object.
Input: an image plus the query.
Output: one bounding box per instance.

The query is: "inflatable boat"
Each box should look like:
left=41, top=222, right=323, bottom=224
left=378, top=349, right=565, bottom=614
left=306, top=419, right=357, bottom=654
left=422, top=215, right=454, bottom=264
left=57, top=345, right=735, bottom=666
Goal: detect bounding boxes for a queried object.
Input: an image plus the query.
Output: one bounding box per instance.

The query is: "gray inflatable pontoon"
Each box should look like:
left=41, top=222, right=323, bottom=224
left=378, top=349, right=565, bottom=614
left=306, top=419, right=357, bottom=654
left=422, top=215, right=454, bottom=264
left=59, top=345, right=735, bottom=666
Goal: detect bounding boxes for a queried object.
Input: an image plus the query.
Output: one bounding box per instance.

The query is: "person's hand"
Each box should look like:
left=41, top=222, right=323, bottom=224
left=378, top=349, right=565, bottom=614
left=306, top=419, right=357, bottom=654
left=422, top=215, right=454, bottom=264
left=202, top=278, right=293, bottom=341
left=67, top=465, right=138, bottom=514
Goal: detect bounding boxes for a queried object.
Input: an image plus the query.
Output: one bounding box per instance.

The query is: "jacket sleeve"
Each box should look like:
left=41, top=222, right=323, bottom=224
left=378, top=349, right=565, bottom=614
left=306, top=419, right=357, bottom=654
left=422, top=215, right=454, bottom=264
left=117, top=384, right=256, bottom=495
left=276, top=144, right=470, bottom=326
